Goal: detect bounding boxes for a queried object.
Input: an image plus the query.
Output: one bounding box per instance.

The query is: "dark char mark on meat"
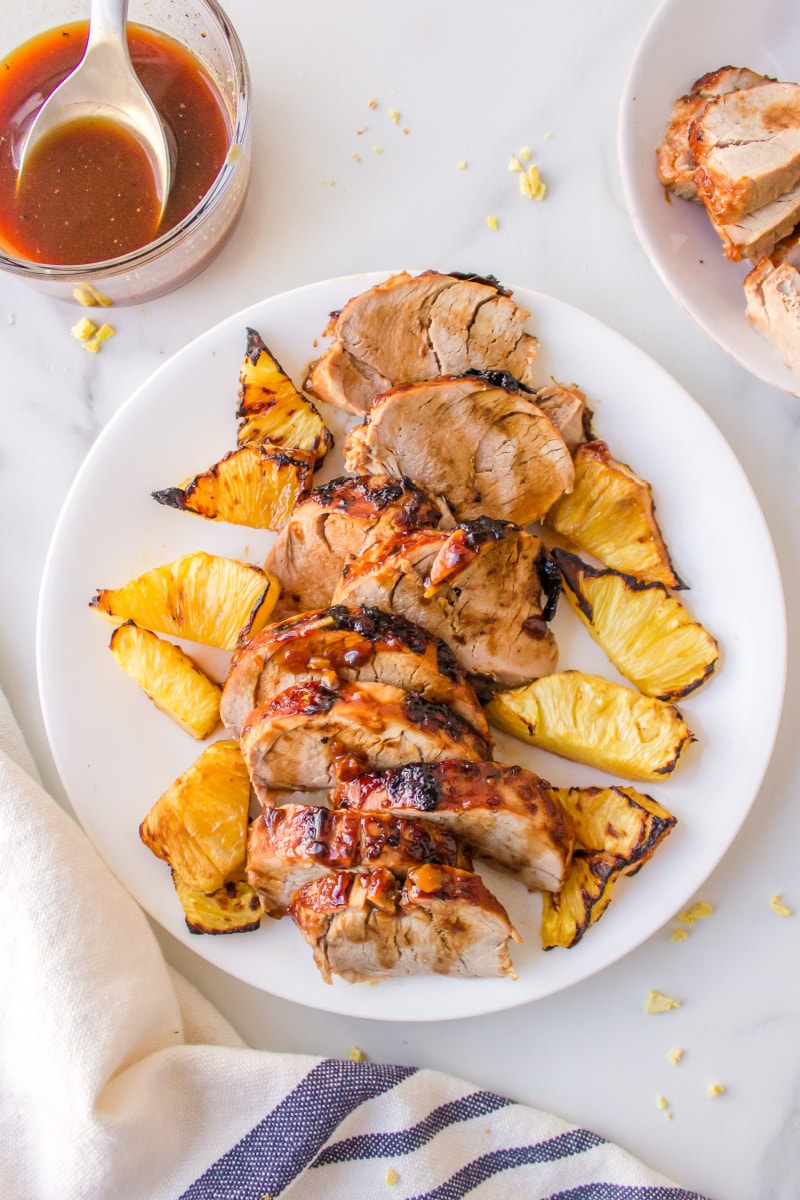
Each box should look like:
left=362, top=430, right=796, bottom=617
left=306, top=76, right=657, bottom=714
left=403, top=691, right=479, bottom=746
left=537, top=551, right=562, bottom=623
left=446, top=270, right=511, bottom=296
left=462, top=367, right=536, bottom=394
left=324, top=605, right=463, bottom=682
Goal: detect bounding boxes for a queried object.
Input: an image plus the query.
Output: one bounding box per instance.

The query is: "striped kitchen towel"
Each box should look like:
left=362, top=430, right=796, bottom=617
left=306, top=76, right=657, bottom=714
left=0, top=685, right=709, bottom=1200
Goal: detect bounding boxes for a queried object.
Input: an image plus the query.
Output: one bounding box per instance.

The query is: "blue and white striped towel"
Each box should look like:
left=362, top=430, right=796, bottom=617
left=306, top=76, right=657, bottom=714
left=0, top=687, right=709, bottom=1200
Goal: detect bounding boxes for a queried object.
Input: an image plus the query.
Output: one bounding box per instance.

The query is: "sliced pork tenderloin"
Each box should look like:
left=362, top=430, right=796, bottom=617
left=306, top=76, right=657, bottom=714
left=246, top=804, right=471, bottom=916
left=305, top=270, right=538, bottom=415
left=333, top=760, right=575, bottom=892
left=689, top=80, right=800, bottom=224
left=239, top=679, right=491, bottom=800
left=333, top=518, right=559, bottom=692
left=534, top=380, right=592, bottom=453
left=711, top=178, right=800, bottom=261
left=263, top=474, right=443, bottom=620
left=744, top=230, right=800, bottom=377
left=343, top=373, right=573, bottom=524
left=657, top=66, right=773, bottom=200
left=221, top=605, right=490, bottom=742
left=290, top=865, right=520, bottom=983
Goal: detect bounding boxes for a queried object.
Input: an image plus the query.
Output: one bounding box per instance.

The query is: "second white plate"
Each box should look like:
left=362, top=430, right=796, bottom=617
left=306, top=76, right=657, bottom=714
left=619, top=0, right=800, bottom=397
left=37, top=272, right=786, bottom=1020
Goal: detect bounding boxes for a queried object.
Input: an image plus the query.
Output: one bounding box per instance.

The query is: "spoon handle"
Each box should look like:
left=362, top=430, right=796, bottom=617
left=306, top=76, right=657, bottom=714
left=85, top=0, right=132, bottom=61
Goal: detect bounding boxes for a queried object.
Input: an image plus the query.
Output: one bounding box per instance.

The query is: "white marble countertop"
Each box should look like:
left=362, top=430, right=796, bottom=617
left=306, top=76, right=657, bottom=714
left=2, top=2, right=799, bottom=1197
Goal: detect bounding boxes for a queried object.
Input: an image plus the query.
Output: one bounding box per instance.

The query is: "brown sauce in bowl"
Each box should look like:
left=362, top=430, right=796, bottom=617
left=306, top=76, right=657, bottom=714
left=0, top=22, right=230, bottom=265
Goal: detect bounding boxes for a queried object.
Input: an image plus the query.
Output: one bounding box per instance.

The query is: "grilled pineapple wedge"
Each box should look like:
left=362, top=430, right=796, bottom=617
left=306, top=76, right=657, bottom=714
left=553, top=549, right=719, bottom=700
left=153, top=445, right=313, bottom=530
left=541, top=851, right=621, bottom=949
left=237, top=327, right=333, bottom=465
left=173, top=872, right=263, bottom=934
left=555, top=784, right=676, bottom=874
left=140, top=740, right=251, bottom=892
left=486, top=671, right=693, bottom=781
left=545, top=440, right=684, bottom=589
left=91, top=551, right=279, bottom=650
left=109, top=621, right=221, bottom=738
left=541, top=785, right=676, bottom=948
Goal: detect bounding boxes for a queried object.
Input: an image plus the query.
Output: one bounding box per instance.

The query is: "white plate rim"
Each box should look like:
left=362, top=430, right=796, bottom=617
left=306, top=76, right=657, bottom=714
left=36, top=270, right=788, bottom=1021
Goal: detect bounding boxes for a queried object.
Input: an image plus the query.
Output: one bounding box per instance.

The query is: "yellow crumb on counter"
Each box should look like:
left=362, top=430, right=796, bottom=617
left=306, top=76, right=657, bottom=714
left=71, top=317, right=97, bottom=342
left=770, top=893, right=793, bottom=916
left=679, top=900, right=713, bottom=925
left=486, top=215, right=499, bottom=231
left=656, top=1095, right=670, bottom=1110
left=368, top=97, right=377, bottom=109
left=707, top=1083, right=726, bottom=1097
left=668, top=1048, right=684, bottom=1065
left=388, top=108, right=400, bottom=124
left=348, top=1046, right=367, bottom=1061
left=521, top=164, right=546, bottom=200
left=508, top=152, right=522, bottom=172
left=645, top=990, right=682, bottom=1014
left=519, top=145, right=532, bottom=161
left=352, top=153, right=361, bottom=162
left=372, top=145, right=383, bottom=154
left=457, top=160, right=468, bottom=169
left=386, top=1168, right=399, bottom=1186
left=670, top=927, right=689, bottom=943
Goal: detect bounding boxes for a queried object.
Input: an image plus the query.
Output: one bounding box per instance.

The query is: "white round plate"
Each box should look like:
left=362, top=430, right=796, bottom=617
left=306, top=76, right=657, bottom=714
left=37, top=272, right=786, bottom=1021
left=619, top=0, right=800, bottom=397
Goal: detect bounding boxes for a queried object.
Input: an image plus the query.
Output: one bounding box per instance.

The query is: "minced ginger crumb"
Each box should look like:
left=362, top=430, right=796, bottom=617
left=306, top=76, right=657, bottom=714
left=368, top=98, right=377, bottom=109
left=386, top=1168, right=399, bottom=1186
left=388, top=108, right=400, bottom=124
left=645, top=990, right=682, bottom=1014
left=373, top=145, right=383, bottom=154
left=486, top=215, right=499, bottom=231
left=679, top=901, right=713, bottom=925
left=519, top=145, right=532, bottom=161
left=457, top=160, right=468, bottom=169
left=670, top=927, right=689, bottom=943
left=508, top=152, right=522, bottom=172
left=770, top=893, right=793, bottom=916
left=656, top=1095, right=670, bottom=1111
left=349, top=1046, right=367, bottom=1061
left=520, top=164, right=546, bottom=200
left=71, top=317, right=96, bottom=342
left=668, top=1048, right=684, bottom=1065
left=707, top=1083, right=726, bottom=1097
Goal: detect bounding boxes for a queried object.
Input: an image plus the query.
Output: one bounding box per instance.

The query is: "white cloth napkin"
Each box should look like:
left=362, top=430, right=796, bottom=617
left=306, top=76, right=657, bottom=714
left=0, top=687, right=710, bottom=1200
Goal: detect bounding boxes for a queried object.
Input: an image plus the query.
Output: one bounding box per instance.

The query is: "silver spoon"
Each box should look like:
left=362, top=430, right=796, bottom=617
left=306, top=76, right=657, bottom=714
left=17, top=0, right=171, bottom=221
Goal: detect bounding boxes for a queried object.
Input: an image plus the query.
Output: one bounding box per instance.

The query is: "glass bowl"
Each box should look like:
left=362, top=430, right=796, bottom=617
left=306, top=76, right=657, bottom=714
left=0, top=0, right=251, bottom=305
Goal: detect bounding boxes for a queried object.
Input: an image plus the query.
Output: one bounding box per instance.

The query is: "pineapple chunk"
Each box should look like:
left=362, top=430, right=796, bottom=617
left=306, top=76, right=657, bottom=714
left=541, top=851, right=621, bottom=949
left=546, top=440, right=683, bottom=589
left=91, top=551, right=279, bottom=649
left=109, top=621, right=220, bottom=738
left=486, top=670, right=693, bottom=781
left=553, top=549, right=719, bottom=699
left=152, top=445, right=313, bottom=530
left=237, top=327, right=333, bottom=465
left=140, top=740, right=250, bottom=892
left=555, top=784, right=676, bottom=873
left=173, top=872, right=263, bottom=934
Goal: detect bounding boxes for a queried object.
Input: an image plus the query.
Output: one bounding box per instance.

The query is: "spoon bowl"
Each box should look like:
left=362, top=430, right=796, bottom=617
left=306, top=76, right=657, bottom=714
left=17, top=0, right=170, bottom=220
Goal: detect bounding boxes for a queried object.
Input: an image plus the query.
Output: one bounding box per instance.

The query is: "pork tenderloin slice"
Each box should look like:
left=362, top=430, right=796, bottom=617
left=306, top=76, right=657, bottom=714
left=534, top=380, right=592, bottom=453
left=333, top=520, right=559, bottom=690
left=333, top=760, right=574, bottom=892
left=343, top=374, right=573, bottom=525
left=690, top=81, right=800, bottom=224
left=240, top=679, right=491, bottom=800
left=711, top=178, right=800, bottom=262
left=221, top=604, right=490, bottom=742
left=290, top=865, right=520, bottom=983
left=744, top=256, right=800, bottom=377
left=305, top=271, right=537, bottom=415
left=656, top=67, right=773, bottom=200
left=247, top=804, right=471, bottom=916
left=263, top=474, right=442, bottom=620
